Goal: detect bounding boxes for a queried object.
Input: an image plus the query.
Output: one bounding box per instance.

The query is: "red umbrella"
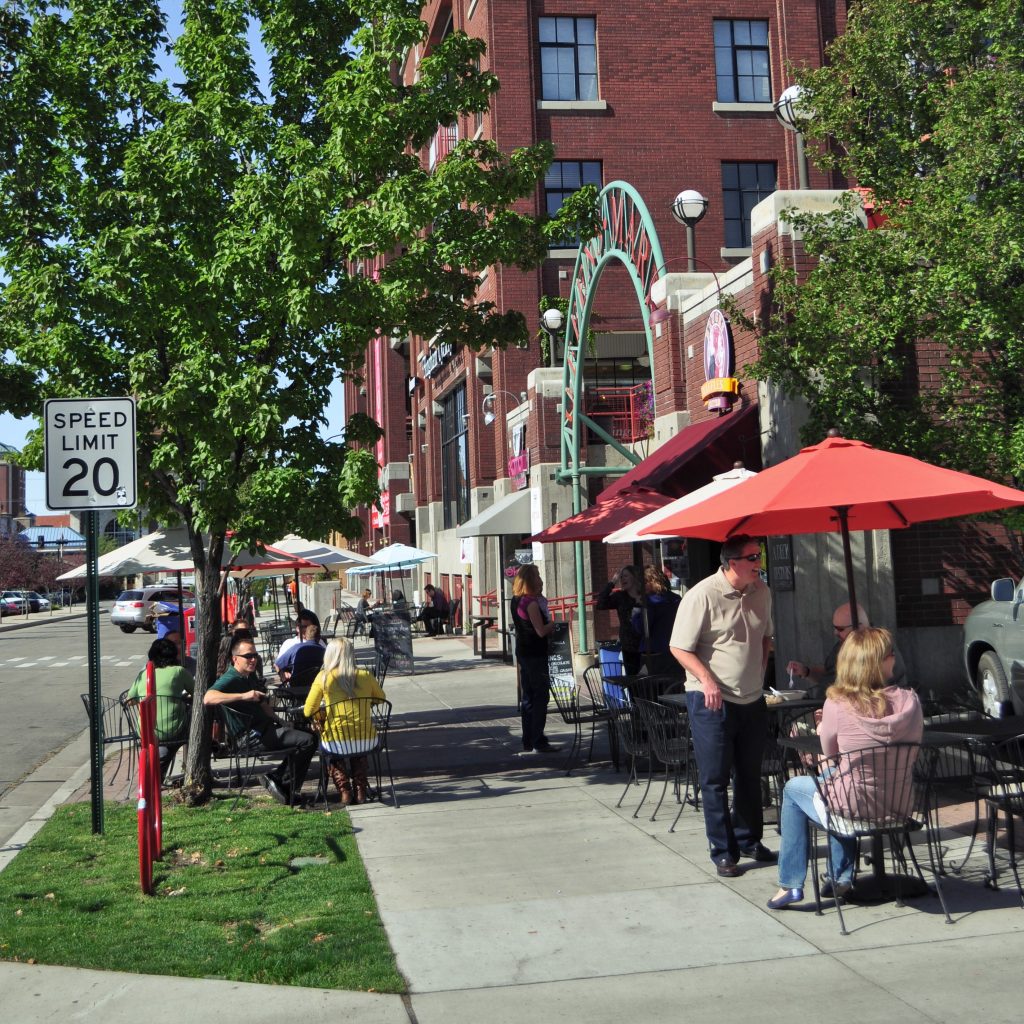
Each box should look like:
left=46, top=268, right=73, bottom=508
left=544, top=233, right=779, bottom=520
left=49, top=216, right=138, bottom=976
left=529, top=486, right=672, bottom=543
left=641, top=435, right=1024, bottom=625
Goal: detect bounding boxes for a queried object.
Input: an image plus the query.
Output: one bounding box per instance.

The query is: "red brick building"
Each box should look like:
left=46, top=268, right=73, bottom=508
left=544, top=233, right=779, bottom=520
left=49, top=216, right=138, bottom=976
left=343, top=1, right=846, bottom=623
left=0, top=443, right=27, bottom=539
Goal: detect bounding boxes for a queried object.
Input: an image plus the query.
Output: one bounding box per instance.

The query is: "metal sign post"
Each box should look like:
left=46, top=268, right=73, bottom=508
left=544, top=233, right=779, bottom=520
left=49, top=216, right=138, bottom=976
left=44, top=397, right=137, bottom=835
left=84, top=509, right=103, bottom=833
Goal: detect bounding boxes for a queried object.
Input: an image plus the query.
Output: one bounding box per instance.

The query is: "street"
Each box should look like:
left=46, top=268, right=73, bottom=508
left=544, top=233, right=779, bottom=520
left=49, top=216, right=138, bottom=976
left=0, top=611, right=153, bottom=798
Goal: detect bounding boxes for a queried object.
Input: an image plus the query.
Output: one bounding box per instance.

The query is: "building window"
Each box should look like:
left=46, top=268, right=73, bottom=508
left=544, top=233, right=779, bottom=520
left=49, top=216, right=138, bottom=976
left=440, top=384, right=470, bottom=529
left=721, top=161, right=777, bottom=248
left=714, top=20, right=771, bottom=104
left=539, top=17, right=597, bottom=101
left=545, top=160, right=601, bottom=245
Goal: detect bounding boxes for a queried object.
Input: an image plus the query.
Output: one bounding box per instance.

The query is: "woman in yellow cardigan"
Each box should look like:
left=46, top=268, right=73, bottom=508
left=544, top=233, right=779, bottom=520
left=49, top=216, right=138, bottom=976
left=304, top=637, right=386, bottom=805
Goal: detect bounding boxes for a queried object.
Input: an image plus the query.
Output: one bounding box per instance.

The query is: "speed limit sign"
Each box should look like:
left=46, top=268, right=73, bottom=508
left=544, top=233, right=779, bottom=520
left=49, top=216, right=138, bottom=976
left=44, top=398, right=138, bottom=511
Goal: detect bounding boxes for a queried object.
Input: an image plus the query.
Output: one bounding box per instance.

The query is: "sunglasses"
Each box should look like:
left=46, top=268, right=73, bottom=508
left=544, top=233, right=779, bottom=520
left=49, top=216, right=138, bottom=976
left=235, top=651, right=258, bottom=660
left=731, top=553, right=761, bottom=563
left=833, top=623, right=852, bottom=633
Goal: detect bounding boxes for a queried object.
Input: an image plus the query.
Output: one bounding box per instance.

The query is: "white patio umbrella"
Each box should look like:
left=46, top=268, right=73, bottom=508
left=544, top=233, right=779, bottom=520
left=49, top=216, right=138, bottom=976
left=602, top=466, right=758, bottom=545
left=269, top=534, right=378, bottom=569
left=56, top=529, right=316, bottom=580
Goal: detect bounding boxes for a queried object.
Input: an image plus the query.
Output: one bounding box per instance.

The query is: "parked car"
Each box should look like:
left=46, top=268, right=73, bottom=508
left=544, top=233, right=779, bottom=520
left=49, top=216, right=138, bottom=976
left=110, top=587, right=195, bottom=633
left=962, top=577, right=1024, bottom=718
left=17, top=591, right=51, bottom=612
left=0, top=591, right=29, bottom=616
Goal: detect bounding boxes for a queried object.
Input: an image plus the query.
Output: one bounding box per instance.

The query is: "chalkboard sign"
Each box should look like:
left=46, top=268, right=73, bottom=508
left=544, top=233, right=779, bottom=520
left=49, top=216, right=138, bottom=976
left=547, top=621, right=574, bottom=697
left=767, top=535, right=795, bottom=592
left=373, top=611, right=414, bottom=675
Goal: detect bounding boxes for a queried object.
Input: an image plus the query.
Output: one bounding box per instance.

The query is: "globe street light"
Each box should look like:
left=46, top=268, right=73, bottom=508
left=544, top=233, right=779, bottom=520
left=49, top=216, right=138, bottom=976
left=774, top=84, right=810, bottom=189
left=541, top=307, right=564, bottom=368
left=670, top=190, right=709, bottom=272
left=482, top=391, right=528, bottom=427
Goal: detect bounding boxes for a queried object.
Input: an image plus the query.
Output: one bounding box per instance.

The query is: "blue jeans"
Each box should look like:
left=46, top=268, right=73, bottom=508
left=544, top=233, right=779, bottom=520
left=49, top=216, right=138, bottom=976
left=686, top=692, right=767, bottom=861
left=778, top=774, right=857, bottom=890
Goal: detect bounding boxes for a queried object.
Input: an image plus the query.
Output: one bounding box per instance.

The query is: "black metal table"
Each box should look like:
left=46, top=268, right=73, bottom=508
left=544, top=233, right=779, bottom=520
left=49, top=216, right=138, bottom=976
left=471, top=615, right=509, bottom=660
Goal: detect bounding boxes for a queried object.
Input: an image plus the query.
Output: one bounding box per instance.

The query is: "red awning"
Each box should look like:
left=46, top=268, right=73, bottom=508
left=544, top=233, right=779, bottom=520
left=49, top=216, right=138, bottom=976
left=528, top=487, right=671, bottom=543
left=601, top=403, right=758, bottom=502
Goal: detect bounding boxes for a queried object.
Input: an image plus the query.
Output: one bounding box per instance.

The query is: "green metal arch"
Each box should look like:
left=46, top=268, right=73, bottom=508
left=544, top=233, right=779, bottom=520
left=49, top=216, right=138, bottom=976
left=558, top=181, right=667, bottom=504
left=554, top=181, right=667, bottom=653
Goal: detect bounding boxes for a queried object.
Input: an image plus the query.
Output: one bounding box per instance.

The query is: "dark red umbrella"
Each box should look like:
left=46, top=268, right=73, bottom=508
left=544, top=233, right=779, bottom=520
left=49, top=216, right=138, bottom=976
left=529, top=486, right=672, bottom=543
left=641, top=435, right=1024, bottom=625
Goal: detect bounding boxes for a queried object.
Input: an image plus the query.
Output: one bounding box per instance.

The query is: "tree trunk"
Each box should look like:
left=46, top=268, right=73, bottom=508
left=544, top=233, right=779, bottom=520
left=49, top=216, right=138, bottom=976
left=181, top=532, right=227, bottom=806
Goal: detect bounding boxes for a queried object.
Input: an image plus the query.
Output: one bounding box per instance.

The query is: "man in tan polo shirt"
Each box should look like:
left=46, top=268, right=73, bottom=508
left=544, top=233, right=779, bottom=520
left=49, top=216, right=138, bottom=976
left=670, top=534, right=775, bottom=878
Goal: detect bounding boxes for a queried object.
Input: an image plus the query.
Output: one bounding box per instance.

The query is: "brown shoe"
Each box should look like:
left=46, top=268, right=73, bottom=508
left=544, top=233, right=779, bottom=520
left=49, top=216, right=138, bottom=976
left=327, top=760, right=353, bottom=805
left=715, top=856, right=742, bottom=878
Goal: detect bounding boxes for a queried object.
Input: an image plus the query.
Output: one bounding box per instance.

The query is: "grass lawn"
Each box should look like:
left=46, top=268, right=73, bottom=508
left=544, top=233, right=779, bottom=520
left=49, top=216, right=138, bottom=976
left=0, top=798, right=405, bottom=992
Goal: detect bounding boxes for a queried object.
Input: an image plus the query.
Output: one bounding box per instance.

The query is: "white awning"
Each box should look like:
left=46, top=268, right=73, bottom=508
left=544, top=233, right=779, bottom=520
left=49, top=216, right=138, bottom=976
left=456, top=489, right=532, bottom=538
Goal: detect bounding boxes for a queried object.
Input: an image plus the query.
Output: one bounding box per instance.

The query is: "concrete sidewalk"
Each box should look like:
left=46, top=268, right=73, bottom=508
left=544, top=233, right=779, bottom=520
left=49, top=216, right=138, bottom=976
left=2, top=631, right=1023, bottom=1023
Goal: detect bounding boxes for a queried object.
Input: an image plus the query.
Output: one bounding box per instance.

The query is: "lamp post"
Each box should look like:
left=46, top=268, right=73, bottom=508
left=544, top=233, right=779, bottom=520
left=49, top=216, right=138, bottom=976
left=670, top=190, right=709, bottom=272
left=774, top=84, right=809, bottom=189
left=482, top=390, right=528, bottom=426
left=541, top=307, right=564, bottom=368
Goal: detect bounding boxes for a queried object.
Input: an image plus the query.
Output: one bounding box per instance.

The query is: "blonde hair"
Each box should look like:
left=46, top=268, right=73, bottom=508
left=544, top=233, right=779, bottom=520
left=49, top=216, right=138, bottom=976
left=513, top=564, right=541, bottom=597
left=827, top=626, right=893, bottom=717
left=321, top=637, right=358, bottom=698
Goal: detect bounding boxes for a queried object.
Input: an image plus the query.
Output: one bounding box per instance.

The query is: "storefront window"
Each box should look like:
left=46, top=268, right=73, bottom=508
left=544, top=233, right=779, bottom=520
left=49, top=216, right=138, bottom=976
left=441, top=384, right=470, bottom=528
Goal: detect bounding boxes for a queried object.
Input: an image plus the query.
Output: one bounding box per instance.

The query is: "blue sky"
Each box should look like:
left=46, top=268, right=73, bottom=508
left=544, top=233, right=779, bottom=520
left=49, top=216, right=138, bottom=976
left=1, top=2, right=346, bottom=511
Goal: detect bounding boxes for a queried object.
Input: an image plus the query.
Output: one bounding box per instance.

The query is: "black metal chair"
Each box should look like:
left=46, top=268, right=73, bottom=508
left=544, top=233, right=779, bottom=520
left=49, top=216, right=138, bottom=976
left=548, top=673, right=608, bottom=775
left=764, top=703, right=821, bottom=822
left=807, top=741, right=951, bottom=934
left=211, top=705, right=300, bottom=809
left=121, top=694, right=191, bottom=783
left=633, top=698, right=697, bottom=830
left=80, top=691, right=138, bottom=786
left=315, top=697, right=398, bottom=808
left=582, top=666, right=616, bottom=768
left=605, top=691, right=655, bottom=816
left=976, top=732, right=1024, bottom=907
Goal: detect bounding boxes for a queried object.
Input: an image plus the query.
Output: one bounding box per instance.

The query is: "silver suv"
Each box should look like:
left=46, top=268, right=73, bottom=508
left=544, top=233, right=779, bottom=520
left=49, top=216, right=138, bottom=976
left=111, top=587, right=194, bottom=633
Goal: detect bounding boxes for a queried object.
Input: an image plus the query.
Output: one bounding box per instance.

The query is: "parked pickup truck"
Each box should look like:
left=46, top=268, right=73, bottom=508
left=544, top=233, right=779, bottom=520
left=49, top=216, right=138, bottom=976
left=963, top=577, right=1024, bottom=718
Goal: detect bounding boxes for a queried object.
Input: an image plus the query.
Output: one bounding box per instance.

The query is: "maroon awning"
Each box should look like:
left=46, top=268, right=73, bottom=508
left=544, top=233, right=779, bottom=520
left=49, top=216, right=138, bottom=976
left=600, top=402, right=759, bottom=502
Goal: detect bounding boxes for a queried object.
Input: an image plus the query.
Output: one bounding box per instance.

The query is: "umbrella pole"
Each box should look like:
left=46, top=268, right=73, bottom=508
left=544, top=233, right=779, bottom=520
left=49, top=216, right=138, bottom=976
left=835, top=506, right=860, bottom=629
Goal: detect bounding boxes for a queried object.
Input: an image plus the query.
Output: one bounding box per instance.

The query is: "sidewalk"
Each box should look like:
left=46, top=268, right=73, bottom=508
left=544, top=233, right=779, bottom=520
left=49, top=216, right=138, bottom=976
left=3, top=631, right=1023, bottom=1023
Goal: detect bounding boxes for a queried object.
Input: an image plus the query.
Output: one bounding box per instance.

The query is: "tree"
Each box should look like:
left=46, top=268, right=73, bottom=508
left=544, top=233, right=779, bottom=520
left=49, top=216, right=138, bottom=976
left=0, top=0, right=595, bottom=802
left=750, top=0, right=1024, bottom=481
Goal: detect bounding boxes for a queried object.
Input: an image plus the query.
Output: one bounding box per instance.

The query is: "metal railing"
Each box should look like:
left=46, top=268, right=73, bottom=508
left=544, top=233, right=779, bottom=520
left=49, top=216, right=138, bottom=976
left=582, top=383, right=653, bottom=444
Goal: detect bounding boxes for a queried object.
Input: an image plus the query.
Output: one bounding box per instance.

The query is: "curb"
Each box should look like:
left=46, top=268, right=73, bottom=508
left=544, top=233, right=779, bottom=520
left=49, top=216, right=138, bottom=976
left=0, top=608, right=92, bottom=634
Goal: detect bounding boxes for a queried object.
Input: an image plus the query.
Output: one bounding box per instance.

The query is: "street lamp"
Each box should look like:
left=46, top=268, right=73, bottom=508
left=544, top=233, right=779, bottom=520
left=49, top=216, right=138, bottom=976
left=482, top=391, right=528, bottom=427
left=774, top=84, right=810, bottom=189
left=670, top=190, right=709, bottom=272
left=541, top=307, right=564, bottom=368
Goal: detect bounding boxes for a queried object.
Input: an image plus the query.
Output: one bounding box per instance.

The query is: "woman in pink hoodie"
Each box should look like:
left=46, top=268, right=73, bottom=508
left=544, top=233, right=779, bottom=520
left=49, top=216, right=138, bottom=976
left=767, top=627, right=923, bottom=910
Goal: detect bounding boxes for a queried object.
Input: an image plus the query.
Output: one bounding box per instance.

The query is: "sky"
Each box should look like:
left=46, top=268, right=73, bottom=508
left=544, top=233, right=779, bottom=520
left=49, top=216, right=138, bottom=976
left=0, top=2, right=346, bottom=513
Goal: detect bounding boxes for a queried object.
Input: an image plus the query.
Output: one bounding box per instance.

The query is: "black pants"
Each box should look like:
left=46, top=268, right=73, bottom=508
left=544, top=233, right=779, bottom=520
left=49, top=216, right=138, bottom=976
left=262, top=724, right=317, bottom=795
left=420, top=608, right=445, bottom=635
left=517, top=655, right=551, bottom=750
